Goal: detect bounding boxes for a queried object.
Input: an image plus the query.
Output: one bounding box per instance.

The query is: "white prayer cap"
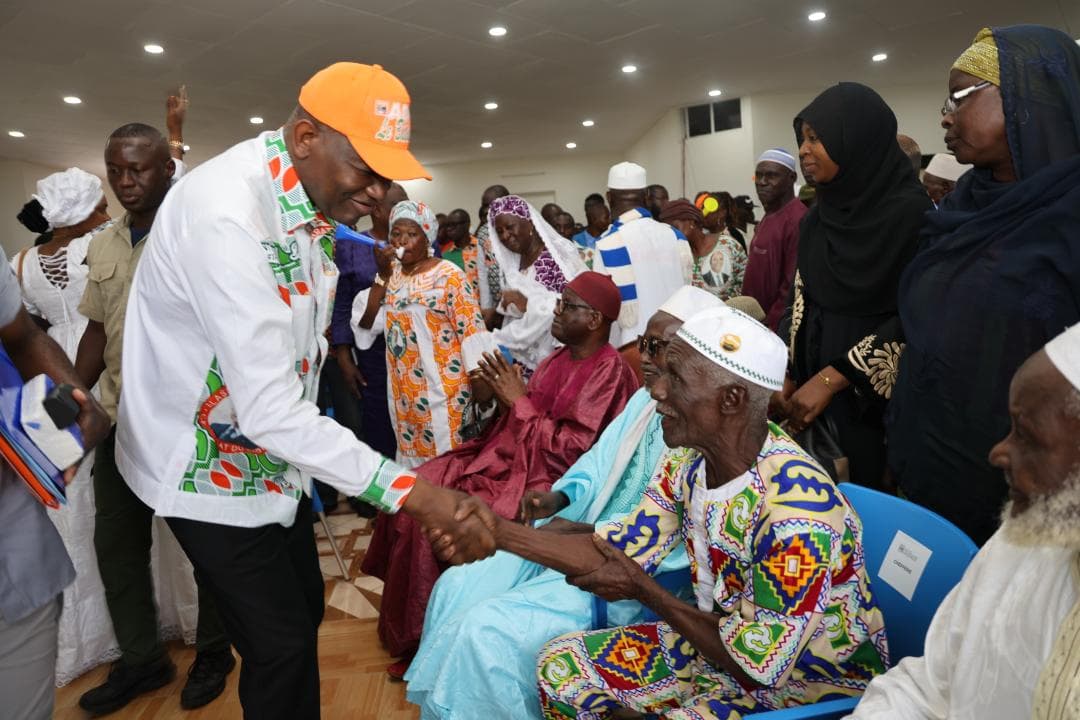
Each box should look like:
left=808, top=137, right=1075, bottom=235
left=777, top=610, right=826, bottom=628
left=756, top=148, right=797, bottom=174
left=1046, top=323, right=1080, bottom=392
left=33, top=168, right=103, bottom=230
left=658, top=285, right=722, bottom=322
left=924, top=153, right=970, bottom=183
left=676, top=305, right=787, bottom=390
left=608, top=161, right=647, bottom=190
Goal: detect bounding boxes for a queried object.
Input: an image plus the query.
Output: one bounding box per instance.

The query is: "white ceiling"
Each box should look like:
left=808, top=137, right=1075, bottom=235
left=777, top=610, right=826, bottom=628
left=0, top=0, right=1074, bottom=174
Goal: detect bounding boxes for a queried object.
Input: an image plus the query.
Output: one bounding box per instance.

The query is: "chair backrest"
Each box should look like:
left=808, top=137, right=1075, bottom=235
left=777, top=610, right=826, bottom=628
left=837, top=482, right=978, bottom=663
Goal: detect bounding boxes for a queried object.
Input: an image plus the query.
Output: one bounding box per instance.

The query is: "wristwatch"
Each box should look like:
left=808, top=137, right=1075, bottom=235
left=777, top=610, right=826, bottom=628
left=373, top=275, right=387, bottom=287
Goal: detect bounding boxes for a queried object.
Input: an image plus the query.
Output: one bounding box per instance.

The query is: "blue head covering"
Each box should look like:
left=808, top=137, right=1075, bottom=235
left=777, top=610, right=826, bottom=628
left=389, top=200, right=438, bottom=246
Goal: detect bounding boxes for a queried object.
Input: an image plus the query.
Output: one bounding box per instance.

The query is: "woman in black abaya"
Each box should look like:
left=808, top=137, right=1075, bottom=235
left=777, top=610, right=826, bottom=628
left=777, top=82, right=932, bottom=490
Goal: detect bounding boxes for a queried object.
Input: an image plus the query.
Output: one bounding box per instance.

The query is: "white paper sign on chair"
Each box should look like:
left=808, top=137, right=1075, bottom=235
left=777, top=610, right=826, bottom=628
left=877, top=531, right=933, bottom=601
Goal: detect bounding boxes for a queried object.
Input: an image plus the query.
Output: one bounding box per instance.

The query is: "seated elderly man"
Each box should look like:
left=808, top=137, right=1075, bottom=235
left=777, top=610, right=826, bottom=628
left=364, top=271, right=640, bottom=671
left=441, top=305, right=888, bottom=718
left=406, top=286, right=723, bottom=719
left=847, top=323, right=1080, bottom=720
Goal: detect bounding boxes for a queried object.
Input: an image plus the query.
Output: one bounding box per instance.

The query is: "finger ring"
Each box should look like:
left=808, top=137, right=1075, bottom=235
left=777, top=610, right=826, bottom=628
left=493, top=374, right=500, bottom=380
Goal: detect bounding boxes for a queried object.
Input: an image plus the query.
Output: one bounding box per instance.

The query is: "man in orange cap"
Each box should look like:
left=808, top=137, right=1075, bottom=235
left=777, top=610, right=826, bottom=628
left=115, top=62, right=496, bottom=719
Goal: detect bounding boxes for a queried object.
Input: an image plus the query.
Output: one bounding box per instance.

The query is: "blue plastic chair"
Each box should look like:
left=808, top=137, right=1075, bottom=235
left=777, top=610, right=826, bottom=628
left=747, top=482, right=979, bottom=719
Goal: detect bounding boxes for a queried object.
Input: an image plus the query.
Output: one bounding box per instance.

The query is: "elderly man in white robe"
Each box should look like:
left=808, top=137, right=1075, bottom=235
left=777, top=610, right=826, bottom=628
left=846, top=322, right=1080, bottom=720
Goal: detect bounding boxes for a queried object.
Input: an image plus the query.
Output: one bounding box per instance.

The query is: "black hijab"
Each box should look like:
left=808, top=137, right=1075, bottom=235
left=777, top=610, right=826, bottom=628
left=794, top=83, right=932, bottom=316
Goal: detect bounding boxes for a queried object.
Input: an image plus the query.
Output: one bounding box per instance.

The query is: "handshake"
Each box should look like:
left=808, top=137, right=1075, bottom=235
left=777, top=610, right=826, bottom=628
left=403, top=477, right=499, bottom=565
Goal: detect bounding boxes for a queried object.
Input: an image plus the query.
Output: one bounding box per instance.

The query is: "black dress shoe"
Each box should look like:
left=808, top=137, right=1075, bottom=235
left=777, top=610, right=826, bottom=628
left=180, top=647, right=236, bottom=709
left=78, top=655, right=176, bottom=715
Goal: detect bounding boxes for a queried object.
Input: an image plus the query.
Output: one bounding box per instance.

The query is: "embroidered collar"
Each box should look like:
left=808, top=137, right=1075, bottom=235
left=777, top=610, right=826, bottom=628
left=265, top=129, right=320, bottom=234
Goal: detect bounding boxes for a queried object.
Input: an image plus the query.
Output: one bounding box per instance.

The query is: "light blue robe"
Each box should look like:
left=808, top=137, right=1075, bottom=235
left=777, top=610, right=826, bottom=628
left=404, top=388, right=688, bottom=719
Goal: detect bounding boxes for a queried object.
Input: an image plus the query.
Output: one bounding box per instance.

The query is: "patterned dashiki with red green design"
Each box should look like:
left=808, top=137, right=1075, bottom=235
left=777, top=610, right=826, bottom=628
left=537, top=423, right=888, bottom=719
left=179, top=129, right=414, bottom=513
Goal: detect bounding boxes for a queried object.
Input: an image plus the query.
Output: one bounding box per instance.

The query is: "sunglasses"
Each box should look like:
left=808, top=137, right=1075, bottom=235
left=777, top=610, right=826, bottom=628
left=636, top=335, right=670, bottom=357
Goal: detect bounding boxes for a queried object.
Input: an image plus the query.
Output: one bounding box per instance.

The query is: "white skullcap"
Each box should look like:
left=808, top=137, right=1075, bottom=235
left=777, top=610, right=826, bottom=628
left=608, top=161, right=647, bottom=190
left=756, top=148, right=797, bottom=174
left=658, top=285, right=723, bottom=322
left=1046, top=323, right=1080, bottom=393
left=676, top=305, right=787, bottom=390
left=924, top=153, right=970, bottom=183
left=33, top=168, right=103, bottom=230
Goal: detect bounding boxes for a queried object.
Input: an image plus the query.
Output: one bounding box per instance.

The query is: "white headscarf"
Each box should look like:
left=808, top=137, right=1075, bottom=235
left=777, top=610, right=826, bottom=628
left=486, top=195, right=586, bottom=297
left=33, top=167, right=103, bottom=230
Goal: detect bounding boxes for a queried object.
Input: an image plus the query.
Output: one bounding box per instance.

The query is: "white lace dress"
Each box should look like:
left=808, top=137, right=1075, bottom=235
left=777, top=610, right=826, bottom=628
left=13, top=234, right=200, bottom=686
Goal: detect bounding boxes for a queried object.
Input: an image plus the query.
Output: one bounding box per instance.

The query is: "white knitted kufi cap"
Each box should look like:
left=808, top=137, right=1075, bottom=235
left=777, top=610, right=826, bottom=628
left=676, top=305, right=787, bottom=390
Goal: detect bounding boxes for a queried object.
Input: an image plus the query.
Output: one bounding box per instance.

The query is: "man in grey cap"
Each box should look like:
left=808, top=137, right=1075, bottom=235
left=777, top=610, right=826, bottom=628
left=592, top=161, right=692, bottom=380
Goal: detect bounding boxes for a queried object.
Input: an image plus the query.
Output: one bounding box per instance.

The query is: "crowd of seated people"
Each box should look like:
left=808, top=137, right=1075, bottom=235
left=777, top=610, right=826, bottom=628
left=4, top=21, right=1079, bottom=720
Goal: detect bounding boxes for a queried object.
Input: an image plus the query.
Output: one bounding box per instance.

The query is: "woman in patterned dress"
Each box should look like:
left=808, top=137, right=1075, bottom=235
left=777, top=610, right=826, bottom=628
left=352, top=200, right=490, bottom=469
left=487, top=196, right=587, bottom=372
left=659, top=198, right=746, bottom=301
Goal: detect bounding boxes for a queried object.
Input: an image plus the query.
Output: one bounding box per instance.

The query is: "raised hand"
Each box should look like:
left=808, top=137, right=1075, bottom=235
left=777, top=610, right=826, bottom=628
left=565, top=534, right=647, bottom=602
left=374, top=244, right=397, bottom=280
left=520, top=489, right=569, bottom=525
left=475, top=351, right=527, bottom=406
left=166, top=85, right=188, bottom=136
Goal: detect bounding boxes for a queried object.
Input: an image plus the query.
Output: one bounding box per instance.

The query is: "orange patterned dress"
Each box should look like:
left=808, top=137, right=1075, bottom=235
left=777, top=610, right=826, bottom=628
left=354, top=260, right=486, bottom=467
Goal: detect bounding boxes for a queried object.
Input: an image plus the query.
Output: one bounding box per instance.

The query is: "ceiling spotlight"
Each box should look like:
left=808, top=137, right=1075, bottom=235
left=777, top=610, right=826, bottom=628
left=581, top=119, right=595, bottom=127
left=63, top=95, right=82, bottom=105
left=249, top=116, right=264, bottom=125
left=565, top=142, right=577, bottom=149
left=708, top=89, right=723, bottom=97
left=488, top=26, right=507, bottom=37
left=481, top=141, right=493, bottom=149
left=808, top=10, right=827, bottom=22
left=143, top=43, right=164, bottom=54
left=484, top=101, right=498, bottom=110
left=621, top=64, right=637, bottom=74
left=872, top=52, right=888, bottom=62
left=8, top=130, right=24, bottom=138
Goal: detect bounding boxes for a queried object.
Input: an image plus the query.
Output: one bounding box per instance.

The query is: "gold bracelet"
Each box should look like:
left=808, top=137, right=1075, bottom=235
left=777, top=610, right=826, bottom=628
left=373, top=275, right=386, bottom=287
left=168, top=139, right=185, bottom=151
left=818, top=372, right=832, bottom=387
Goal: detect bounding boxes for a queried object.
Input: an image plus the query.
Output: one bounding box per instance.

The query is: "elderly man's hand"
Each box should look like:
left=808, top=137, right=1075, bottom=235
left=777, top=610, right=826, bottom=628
left=407, top=481, right=497, bottom=565
left=520, top=489, right=569, bottom=525
left=565, top=534, right=647, bottom=602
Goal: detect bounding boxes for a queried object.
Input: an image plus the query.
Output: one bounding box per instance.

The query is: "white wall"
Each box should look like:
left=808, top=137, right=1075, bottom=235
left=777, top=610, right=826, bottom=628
left=398, top=151, right=620, bottom=226
left=0, top=159, right=65, bottom=258
left=622, top=81, right=948, bottom=206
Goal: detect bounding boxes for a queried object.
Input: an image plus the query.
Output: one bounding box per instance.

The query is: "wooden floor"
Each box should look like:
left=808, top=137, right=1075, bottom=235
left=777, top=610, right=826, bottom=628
left=54, top=510, right=421, bottom=719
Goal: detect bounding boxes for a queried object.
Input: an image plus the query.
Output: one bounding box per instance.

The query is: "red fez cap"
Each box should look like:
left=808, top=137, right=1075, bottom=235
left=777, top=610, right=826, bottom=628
left=566, top=271, right=621, bottom=322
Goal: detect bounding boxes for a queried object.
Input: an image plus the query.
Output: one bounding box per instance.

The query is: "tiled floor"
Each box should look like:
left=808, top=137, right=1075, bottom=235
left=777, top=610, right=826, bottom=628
left=54, top=508, right=420, bottom=720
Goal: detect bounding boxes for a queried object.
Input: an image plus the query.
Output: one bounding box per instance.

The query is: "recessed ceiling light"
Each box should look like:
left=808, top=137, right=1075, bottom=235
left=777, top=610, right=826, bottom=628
left=8, top=130, right=24, bottom=138
left=708, top=89, right=723, bottom=97
left=249, top=116, right=264, bottom=125
left=481, top=141, right=493, bottom=149
left=872, top=52, right=888, bottom=62
left=488, top=26, right=507, bottom=37
left=143, top=43, right=164, bottom=54
left=565, top=142, right=577, bottom=149
left=621, top=64, right=637, bottom=74
left=63, top=95, right=82, bottom=105
left=581, top=119, right=595, bottom=127
left=808, top=10, right=827, bottom=22
left=484, top=101, right=498, bottom=110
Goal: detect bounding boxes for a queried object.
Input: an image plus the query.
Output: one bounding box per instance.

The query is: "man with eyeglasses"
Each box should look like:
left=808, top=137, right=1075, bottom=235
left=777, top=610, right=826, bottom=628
left=363, top=270, right=640, bottom=673
left=406, top=285, right=722, bottom=718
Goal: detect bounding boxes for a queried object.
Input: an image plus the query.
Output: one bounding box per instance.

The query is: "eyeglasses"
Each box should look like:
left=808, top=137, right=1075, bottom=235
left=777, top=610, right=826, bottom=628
left=554, top=298, right=594, bottom=315
left=636, top=334, right=670, bottom=358
left=941, top=81, right=992, bottom=116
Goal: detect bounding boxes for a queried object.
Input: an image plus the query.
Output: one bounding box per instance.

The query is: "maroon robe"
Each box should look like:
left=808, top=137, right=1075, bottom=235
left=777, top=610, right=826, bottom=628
left=361, top=343, right=639, bottom=657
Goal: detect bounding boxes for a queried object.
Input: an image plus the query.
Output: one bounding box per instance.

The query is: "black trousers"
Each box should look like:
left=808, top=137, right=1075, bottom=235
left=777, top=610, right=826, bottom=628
left=166, top=495, right=324, bottom=720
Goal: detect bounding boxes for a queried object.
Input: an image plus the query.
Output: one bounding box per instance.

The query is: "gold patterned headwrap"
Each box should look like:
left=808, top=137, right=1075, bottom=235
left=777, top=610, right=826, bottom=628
left=952, top=27, right=1000, bottom=86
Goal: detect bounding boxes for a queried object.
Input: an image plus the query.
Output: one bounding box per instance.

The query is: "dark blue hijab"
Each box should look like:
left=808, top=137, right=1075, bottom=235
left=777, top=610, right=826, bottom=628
left=888, top=25, right=1080, bottom=544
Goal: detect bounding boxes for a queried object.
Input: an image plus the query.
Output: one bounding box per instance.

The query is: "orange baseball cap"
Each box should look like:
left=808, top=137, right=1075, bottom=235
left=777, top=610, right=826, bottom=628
left=299, top=62, right=431, bottom=181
